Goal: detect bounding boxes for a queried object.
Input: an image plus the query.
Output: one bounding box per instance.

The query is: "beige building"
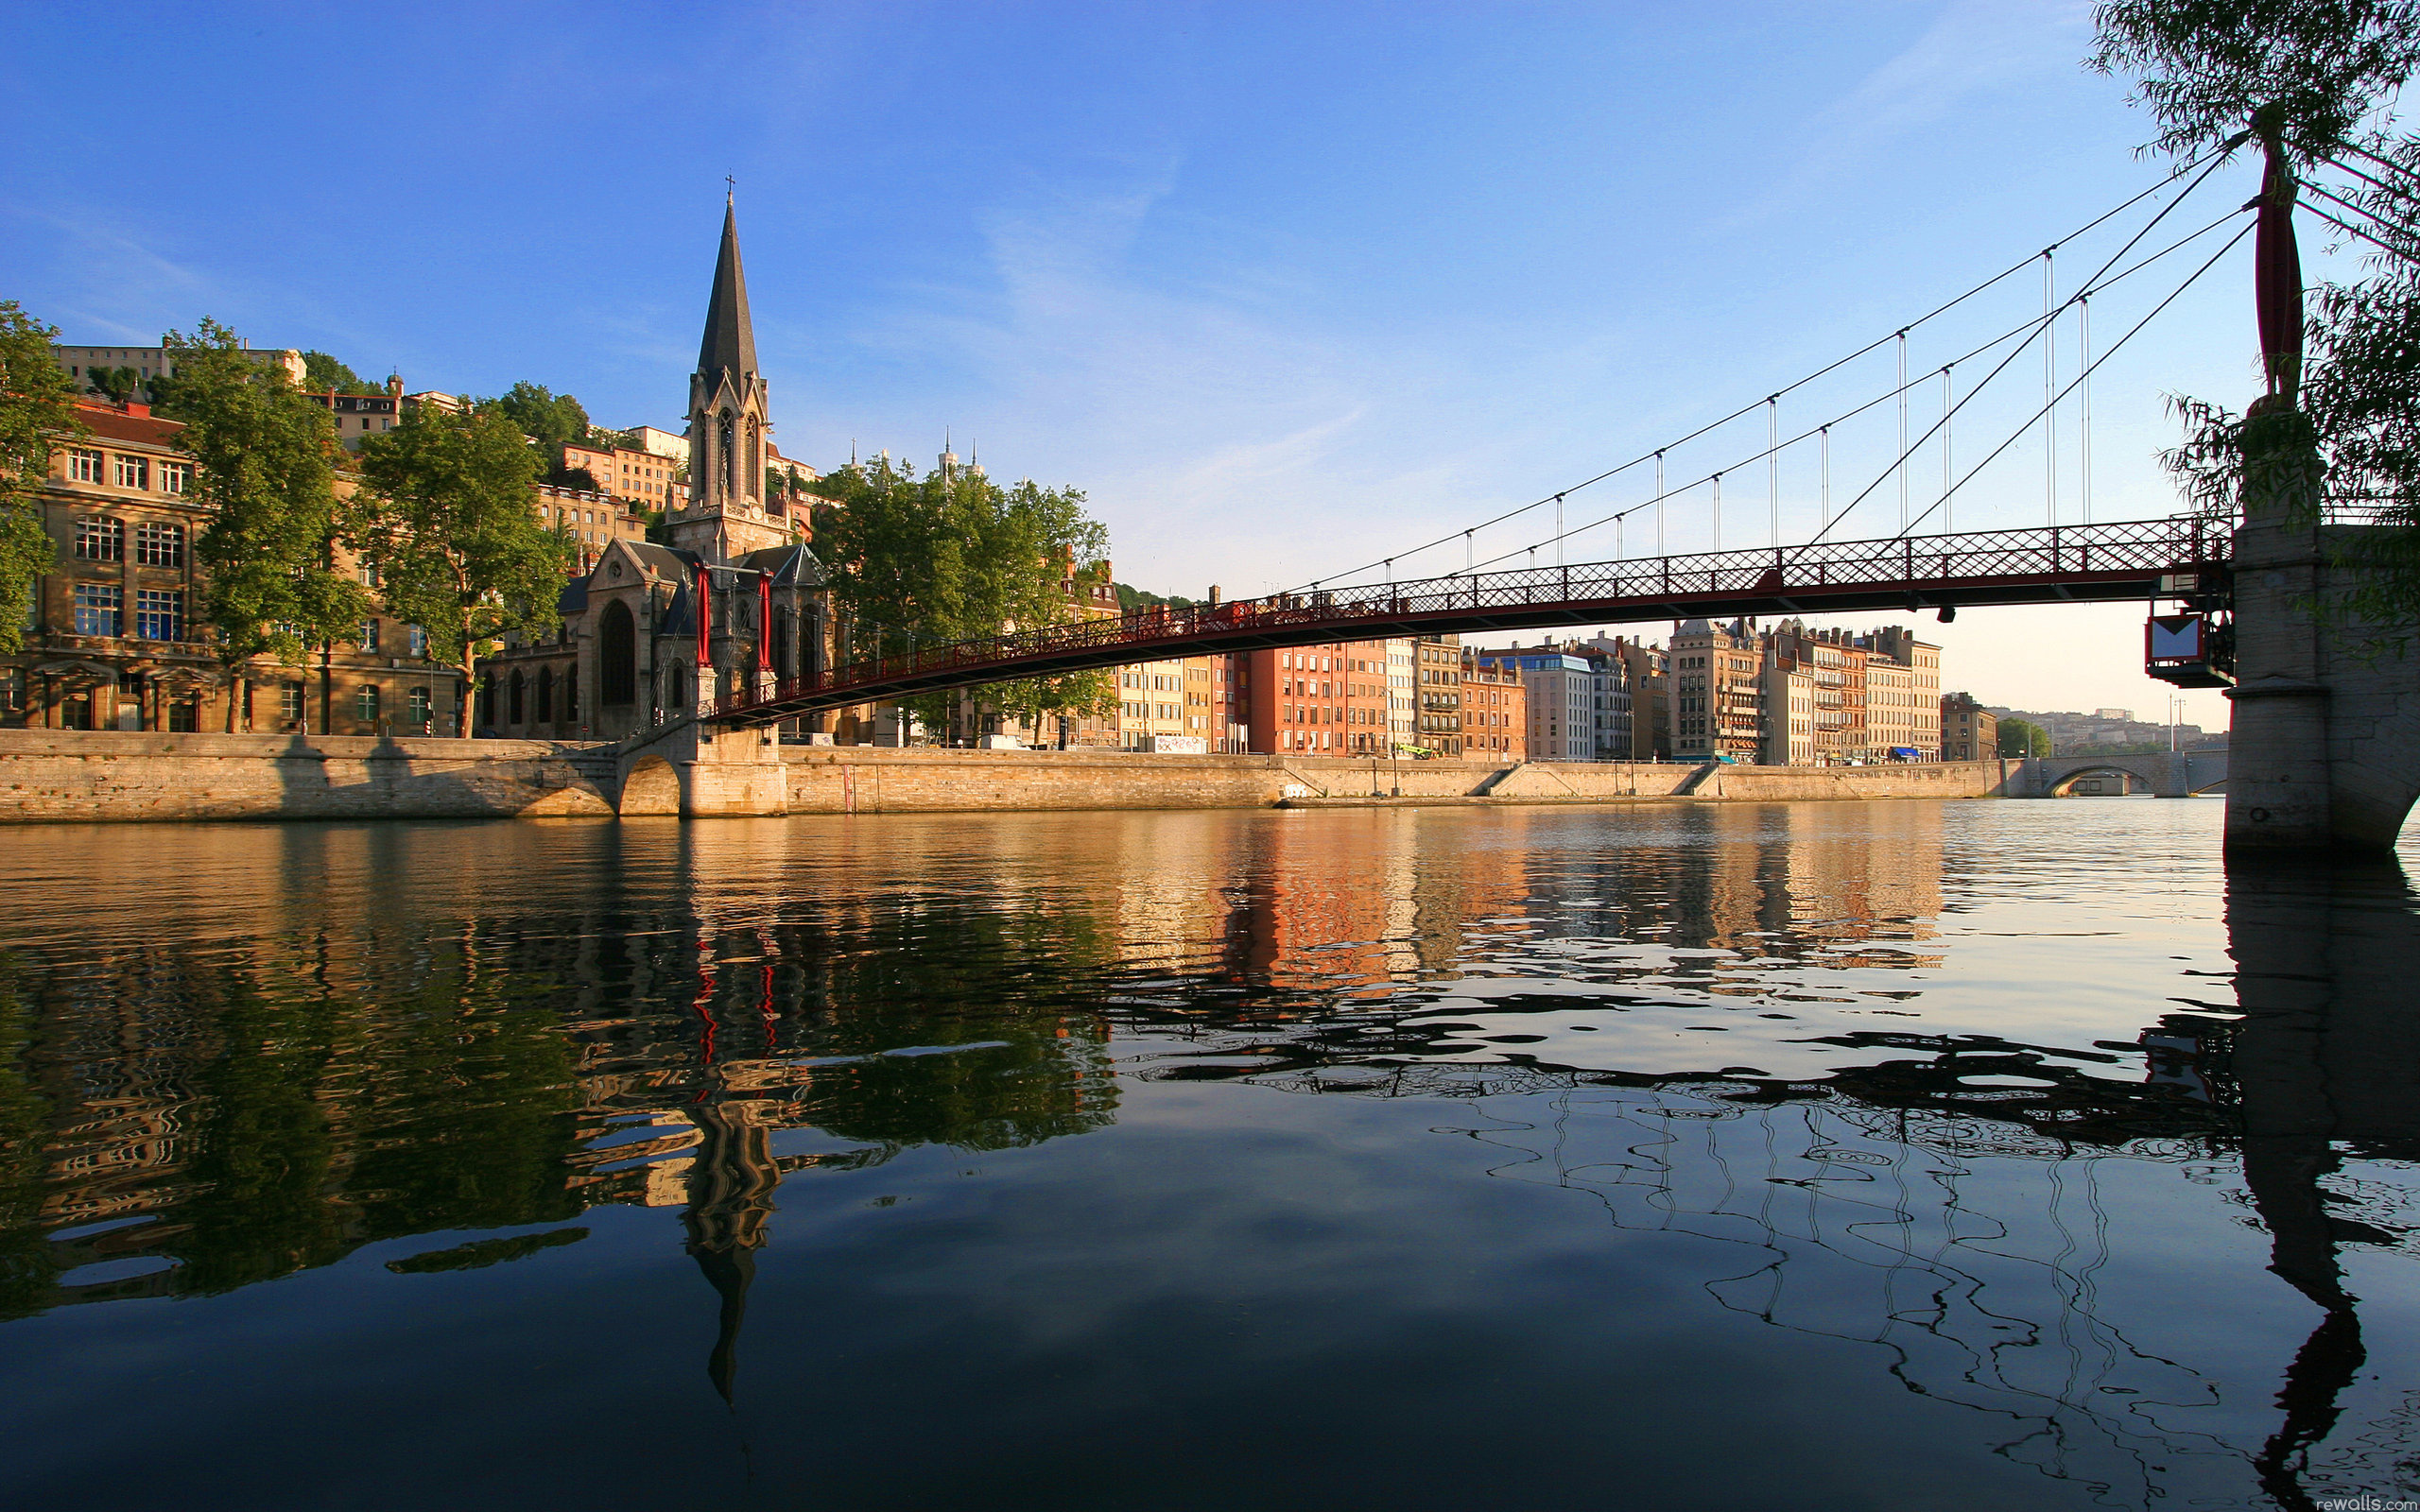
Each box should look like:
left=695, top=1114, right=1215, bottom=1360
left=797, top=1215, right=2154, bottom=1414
left=5, top=398, right=463, bottom=736
left=54, top=342, right=305, bottom=388
left=533, top=484, right=650, bottom=573
left=1668, top=618, right=1765, bottom=763
left=1941, top=692, right=1997, bottom=762
left=564, top=440, right=684, bottom=513
left=1863, top=625, right=1943, bottom=759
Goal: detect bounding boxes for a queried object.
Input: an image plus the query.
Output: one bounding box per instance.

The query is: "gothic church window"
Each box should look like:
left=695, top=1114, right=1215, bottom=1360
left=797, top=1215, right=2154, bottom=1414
left=718, top=411, right=735, bottom=498
left=599, top=600, right=636, bottom=706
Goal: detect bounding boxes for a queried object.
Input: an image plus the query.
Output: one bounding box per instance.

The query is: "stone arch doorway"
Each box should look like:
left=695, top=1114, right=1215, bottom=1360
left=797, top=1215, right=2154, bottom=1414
left=600, top=601, right=636, bottom=707
left=619, top=755, right=681, bottom=816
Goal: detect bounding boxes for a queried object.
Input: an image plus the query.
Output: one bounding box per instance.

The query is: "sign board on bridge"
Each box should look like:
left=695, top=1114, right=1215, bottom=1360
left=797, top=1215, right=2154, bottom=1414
left=1149, top=734, right=1208, bottom=755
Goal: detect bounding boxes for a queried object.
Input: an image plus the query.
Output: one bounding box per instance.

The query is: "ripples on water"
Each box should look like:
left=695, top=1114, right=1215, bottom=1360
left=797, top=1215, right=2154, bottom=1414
left=0, top=799, right=2414, bottom=1510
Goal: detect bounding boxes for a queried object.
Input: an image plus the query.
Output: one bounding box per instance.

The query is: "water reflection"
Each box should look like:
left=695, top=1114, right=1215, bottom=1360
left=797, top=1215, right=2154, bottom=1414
left=0, top=807, right=2412, bottom=1509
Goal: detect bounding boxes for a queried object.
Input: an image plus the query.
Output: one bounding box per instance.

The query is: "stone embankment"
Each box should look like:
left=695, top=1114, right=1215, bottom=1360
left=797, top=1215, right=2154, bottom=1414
left=0, top=728, right=2005, bottom=822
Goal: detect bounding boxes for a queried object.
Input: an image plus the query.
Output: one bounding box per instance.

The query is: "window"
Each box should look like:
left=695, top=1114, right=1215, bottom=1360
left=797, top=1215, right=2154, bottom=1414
left=159, top=461, right=190, bottom=494
left=72, top=583, right=122, bottom=636
left=134, top=521, right=183, bottom=567
left=358, top=558, right=379, bottom=587
left=68, top=449, right=103, bottom=483
left=356, top=685, right=379, bottom=722
left=167, top=700, right=198, bottom=733
left=112, top=455, right=147, bottom=490
left=281, top=682, right=306, bottom=723
left=76, top=517, right=124, bottom=561
left=407, top=686, right=432, bottom=729
left=406, top=625, right=427, bottom=659
left=358, top=619, right=380, bottom=653
left=536, top=666, right=554, bottom=723
left=135, top=589, right=183, bottom=640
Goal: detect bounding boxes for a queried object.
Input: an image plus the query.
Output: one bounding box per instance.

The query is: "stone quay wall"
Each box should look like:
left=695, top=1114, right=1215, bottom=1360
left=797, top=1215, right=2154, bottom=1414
left=0, top=728, right=2002, bottom=823
left=0, top=730, right=615, bottom=823
left=783, top=748, right=2001, bottom=813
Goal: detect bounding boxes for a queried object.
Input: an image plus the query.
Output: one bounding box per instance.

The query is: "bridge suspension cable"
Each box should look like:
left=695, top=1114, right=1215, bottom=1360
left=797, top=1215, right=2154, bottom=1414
left=1452, top=199, right=2251, bottom=575
left=1278, top=152, right=2225, bottom=595
left=1893, top=219, right=2254, bottom=539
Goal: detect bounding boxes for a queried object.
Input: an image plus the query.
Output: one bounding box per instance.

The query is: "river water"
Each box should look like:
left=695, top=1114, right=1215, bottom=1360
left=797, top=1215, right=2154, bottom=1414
left=1, top=799, right=2414, bottom=1510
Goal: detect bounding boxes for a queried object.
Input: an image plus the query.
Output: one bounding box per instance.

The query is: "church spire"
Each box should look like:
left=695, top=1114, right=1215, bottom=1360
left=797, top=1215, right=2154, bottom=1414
left=696, top=198, right=758, bottom=390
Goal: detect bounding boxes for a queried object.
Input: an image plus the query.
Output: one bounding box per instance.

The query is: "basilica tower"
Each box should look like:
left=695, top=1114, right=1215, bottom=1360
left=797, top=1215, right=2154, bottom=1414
left=668, top=198, right=795, bottom=563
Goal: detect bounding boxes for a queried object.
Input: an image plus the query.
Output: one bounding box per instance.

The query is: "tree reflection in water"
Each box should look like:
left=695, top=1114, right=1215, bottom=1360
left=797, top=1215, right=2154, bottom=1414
left=0, top=808, right=2412, bottom=1507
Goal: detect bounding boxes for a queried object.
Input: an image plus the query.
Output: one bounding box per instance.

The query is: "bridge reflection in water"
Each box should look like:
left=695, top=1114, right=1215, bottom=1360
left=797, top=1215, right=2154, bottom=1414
left=1, top=810, right=2413, bottom=1507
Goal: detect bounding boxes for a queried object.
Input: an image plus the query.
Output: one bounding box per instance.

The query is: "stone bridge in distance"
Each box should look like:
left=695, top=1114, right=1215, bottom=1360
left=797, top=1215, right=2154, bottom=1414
left=2006, top=751, right=2228, bottom=799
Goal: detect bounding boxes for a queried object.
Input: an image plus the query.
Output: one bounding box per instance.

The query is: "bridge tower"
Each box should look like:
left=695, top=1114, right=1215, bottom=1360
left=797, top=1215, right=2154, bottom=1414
left=2224, top=126, right=2420, bottom=853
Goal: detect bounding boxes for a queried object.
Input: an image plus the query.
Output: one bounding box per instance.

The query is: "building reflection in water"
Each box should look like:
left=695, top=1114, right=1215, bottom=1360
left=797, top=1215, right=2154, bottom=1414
left=0, top=809, right=2413, bottom=1504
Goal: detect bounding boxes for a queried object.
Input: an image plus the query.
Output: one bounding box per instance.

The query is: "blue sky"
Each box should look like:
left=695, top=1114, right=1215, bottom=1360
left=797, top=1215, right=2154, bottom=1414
left=6, top=1, right=2324, bottom=726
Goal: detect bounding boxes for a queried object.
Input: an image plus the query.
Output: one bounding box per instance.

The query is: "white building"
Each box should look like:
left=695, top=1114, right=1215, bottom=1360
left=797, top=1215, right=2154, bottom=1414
left=1384, top=638, right=1416, bottom=753
left=1478, top=648, right=1596, bottom=762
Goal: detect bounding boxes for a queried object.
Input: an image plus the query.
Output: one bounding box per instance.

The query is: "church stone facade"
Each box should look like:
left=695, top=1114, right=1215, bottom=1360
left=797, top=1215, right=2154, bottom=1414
left=477, top=201, right=844, bottom=742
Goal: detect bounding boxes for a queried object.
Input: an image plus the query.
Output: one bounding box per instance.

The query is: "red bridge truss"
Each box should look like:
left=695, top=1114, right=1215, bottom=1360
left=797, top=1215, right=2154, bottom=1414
left=713, top=516, right=2231, bottom=725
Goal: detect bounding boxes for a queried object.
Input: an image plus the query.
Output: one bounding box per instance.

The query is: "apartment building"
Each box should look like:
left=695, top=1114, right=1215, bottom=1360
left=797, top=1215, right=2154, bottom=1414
left=1413, top=635, right=1463, bottom=757
left=1458, top=653, right=1527, bottom=762
left=1385, top=638, right=1416, bottom=753
left=1863, top=625, right=1943, bottom=758
left=1476, top=647, right=1593, bottom=762
left=6, top=398, right=462, bottom=736
left=54, top=342, right=305, bottom=388
left=564, top=440, right=685, bottom=513
left=1940, top=692, right=1997, bottom=762
left=534, top=485, right=650, bottom=573
left=1668, top=618, right=1766, bottom=763
left=1245, top=638, right=1393, bottom=755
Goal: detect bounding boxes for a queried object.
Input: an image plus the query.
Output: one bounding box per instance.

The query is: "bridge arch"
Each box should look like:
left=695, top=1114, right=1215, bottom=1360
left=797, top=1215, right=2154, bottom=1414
left=619, top=755, right=682, bottom=816
left=2048, top=765, right=2151, bottom=798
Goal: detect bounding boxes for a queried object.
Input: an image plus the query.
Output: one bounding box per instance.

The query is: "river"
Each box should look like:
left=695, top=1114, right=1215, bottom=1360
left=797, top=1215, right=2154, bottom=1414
left=0, top=799, right=2413, bottom=1510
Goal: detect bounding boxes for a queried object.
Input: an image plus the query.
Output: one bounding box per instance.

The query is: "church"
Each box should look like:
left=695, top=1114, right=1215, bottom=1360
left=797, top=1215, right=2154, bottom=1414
left=475, top=200, right=848, bottom=742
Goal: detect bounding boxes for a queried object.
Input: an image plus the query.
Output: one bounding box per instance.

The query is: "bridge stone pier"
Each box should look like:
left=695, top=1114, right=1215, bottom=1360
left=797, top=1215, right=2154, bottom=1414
left=604, top=712, right=787, bottom=818
left=2227, top=408, right=2420, bottom=855
left=2008, top=751, right=2227, bottom=799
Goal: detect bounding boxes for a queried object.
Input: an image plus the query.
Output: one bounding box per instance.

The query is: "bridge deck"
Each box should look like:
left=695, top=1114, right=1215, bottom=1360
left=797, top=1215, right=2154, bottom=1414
left=715, top=517, right=2229, bottom=725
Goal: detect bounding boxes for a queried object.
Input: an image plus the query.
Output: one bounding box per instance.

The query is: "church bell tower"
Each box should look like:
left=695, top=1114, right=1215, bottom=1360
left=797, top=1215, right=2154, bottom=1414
left=670, top=196, right=794, bottom=563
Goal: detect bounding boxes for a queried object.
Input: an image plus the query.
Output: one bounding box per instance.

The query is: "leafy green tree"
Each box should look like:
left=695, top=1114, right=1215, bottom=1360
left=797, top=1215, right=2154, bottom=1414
left=558, top=464, right=601, bottom=492
left=80, top=364, right=141, bottom=403
left=1115, top=582, right=1198, bottom=613
left=164, top=319, right=370, bottom=731
left=1999, top=718, right=2052, bottom=758
left=354, top=406, right=575, bottom=735
left=2093, top=2, right=2420, bottom=635
left=812, top=455, right=1117, bottom=736
left=475, top=380, right=594, bottom=483
left=300, top=350, right=382, bottom=396
left=0, top=302, right=81, bottom=654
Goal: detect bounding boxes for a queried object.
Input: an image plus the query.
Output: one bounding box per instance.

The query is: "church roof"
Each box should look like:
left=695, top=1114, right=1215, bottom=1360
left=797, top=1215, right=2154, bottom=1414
left=733, top=541, right=827, bottom=588
left=696, top=200, right=758, bottom=392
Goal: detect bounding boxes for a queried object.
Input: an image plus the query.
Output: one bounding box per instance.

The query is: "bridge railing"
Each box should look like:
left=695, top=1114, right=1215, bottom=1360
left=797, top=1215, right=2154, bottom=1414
left=717, top=516, right=2227, bottom=717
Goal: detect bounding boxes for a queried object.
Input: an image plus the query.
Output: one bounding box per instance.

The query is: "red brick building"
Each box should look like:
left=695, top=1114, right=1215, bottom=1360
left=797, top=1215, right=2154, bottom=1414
left=1245, top=638, right=1393, bottom=755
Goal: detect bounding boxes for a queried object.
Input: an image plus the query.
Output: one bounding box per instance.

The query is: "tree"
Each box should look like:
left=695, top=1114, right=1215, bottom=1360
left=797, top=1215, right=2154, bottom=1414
left=0, top=302, right=82, bottom=655
left=1999, top=718, right=2052, bottom=758
left=354, top=406, right=575, bottom=736
left=80, top=364, right=141, bottom=403
left=2092, top=3, right=2420, bottom=635
left=163, top=319, right=369, bottom=731
left=812, top=455, right=1118, bottom=739
left=475, top=381, right=593, bottom=484
left=301, top=351, right=382, bottom=396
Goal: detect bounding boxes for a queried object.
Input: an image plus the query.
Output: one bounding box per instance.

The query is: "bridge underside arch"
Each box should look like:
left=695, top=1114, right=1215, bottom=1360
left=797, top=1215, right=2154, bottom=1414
left=619, top=755, right=682, bottom=816
left=2048, top=765, right=2151, bottom=798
